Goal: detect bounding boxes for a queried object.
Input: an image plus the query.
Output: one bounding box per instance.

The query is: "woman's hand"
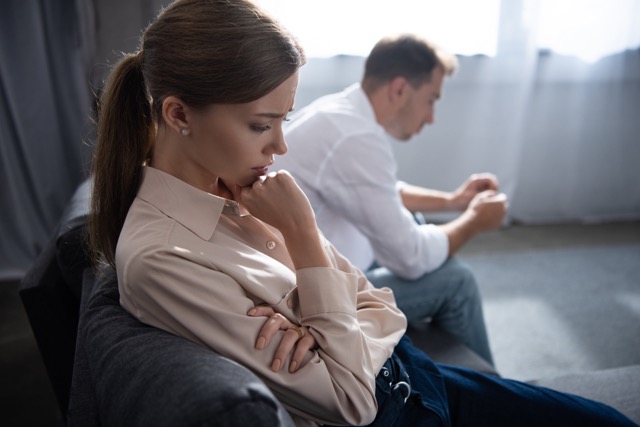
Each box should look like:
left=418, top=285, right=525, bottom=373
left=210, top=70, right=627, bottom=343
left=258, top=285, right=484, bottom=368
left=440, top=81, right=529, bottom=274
left=248, top=305, right=317, bottom=373
left=238, top=170, right=316, bottom=235
left=238, top=170, right=332, bottom=269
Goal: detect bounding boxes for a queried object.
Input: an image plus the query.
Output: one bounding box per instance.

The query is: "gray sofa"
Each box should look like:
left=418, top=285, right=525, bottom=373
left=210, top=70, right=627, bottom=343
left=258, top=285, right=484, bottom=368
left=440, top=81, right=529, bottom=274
left=19, top=179, right=640, bottom=426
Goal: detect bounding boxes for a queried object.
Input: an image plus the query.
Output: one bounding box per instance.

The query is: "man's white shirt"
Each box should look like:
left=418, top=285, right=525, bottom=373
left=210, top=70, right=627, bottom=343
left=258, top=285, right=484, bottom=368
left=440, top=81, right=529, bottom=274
left=274, top=83, right=449, bottom=278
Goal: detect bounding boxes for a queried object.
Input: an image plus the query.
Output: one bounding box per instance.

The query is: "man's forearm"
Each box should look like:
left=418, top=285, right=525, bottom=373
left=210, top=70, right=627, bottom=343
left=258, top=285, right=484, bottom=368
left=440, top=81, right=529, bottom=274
left=437, top=211, right=479, bottom=256
left=399, top=184, right=455, bottom=212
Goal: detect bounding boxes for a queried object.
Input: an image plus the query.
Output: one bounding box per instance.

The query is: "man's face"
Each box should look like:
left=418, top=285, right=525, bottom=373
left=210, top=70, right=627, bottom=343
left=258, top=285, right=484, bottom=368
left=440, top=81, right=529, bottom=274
left=388, top=67, right=445, bottom=141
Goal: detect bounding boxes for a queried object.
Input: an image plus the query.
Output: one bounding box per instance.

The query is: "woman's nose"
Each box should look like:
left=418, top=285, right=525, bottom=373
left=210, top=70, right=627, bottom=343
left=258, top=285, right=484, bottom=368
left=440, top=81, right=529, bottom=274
left=271, top=129, right=288, bottom=155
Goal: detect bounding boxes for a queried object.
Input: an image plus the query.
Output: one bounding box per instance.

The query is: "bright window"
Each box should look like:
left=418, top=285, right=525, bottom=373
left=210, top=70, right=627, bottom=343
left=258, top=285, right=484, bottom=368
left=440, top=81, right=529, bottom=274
left=257, top=0, right=640, bottom=62
left=256, top=0, right=501, bottom=57
left=536, top=0, right=640, bottom=62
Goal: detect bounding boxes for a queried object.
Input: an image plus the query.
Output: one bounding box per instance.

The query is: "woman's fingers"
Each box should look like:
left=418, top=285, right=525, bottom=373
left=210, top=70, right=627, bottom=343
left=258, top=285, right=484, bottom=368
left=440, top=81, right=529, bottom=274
left=248, top=309, right=319, bottom=373
left=271, top=327, right=302, bottom=372
left=253, top=313, right=289, bottom=350
left=240, top=170, right=316, bottom=233
left=247, top=305, right=275, bottom=318
left=274, top=325, right=319, bottom=373
left=289, top=330, right=316, bottom=373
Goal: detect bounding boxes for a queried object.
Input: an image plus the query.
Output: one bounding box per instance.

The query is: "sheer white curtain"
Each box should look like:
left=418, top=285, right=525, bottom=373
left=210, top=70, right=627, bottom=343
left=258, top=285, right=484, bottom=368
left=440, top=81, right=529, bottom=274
left=258, top=0, right=501, bottom=58
left=259, top=0, right=640, bottom=223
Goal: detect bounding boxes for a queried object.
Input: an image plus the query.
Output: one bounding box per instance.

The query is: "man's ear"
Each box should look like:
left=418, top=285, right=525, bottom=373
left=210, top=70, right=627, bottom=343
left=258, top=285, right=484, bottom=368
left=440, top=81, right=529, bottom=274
left=387, top=76, right=409, bottom=105
left=162, top=96, right=190, bottom=135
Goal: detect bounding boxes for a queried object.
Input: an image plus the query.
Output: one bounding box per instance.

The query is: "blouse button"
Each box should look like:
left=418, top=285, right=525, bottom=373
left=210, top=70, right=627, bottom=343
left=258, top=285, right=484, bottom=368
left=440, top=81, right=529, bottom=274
left=266, top=240, right=276, bottom=250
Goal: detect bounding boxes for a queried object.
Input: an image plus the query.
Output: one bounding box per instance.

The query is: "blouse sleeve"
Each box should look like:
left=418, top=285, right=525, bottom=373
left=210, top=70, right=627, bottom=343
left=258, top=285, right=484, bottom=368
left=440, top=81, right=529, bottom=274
left=118, top=232, right=406, bottom=426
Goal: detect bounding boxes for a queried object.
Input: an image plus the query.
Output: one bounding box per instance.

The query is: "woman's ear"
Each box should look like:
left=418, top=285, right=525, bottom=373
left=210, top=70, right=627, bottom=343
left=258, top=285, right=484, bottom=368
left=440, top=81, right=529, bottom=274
left=162, top=96, right=190, bottom=136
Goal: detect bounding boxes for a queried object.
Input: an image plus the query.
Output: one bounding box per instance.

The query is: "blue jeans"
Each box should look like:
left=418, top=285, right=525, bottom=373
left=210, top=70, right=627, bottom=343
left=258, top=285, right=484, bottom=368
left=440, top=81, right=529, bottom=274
left=366, top=257, right=493, bottom=365
left=355, top=336, right=638, bottom=427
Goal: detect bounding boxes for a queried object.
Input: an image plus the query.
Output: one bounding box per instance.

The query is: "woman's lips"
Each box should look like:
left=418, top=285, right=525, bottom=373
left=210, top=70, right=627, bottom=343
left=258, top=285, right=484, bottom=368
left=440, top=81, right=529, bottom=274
left=253, top=166, right=269, bottom=176
left=253, top=161, right=273, bottom=176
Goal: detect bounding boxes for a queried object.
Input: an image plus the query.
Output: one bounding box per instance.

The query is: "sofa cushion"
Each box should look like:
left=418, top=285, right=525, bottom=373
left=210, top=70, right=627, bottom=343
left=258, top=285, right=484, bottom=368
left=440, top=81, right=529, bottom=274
left=71, top=267, right=295, bottom=427
left=405, top=324, right=499, bottom=376
left=530, top=365, right=640, bottom=424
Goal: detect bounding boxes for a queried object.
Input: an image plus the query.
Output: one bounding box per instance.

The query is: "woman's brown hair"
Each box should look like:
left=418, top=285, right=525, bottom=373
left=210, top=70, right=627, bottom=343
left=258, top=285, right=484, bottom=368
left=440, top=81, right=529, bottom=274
left=89, top=0, right=305, bottom=267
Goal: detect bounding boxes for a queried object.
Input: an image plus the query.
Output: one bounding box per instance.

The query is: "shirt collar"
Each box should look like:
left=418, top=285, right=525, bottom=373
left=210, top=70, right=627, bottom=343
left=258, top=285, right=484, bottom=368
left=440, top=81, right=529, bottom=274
left=137, top=166, right=241, bottom=241
left=344, top=82, right=378, bottom=123
left=344, top=82, right=387, bottom=137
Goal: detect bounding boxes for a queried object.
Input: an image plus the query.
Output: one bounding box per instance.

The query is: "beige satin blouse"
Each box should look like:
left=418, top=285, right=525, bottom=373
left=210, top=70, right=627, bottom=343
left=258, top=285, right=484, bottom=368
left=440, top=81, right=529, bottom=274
left=116, top=166, right=407, bottom=426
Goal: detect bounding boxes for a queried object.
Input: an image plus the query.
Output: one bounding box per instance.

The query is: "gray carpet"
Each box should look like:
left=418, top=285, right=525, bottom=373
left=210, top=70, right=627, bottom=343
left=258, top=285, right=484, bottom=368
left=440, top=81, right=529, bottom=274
left=458, top=222, right=640, bottom=382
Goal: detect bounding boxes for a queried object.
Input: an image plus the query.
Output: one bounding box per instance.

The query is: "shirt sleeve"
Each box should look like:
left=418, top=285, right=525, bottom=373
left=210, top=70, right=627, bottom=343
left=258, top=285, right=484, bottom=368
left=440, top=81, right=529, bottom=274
left=118, top=231, right=406, bottom=426
left=316, top=132, right=449, bottom=279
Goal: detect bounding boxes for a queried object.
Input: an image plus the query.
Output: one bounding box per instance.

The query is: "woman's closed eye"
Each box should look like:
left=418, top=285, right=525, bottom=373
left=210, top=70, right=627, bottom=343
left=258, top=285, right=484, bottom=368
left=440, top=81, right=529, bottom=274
left=250, top=123, right=272, bottom=133
left=250, top=117, right=289, bottom=133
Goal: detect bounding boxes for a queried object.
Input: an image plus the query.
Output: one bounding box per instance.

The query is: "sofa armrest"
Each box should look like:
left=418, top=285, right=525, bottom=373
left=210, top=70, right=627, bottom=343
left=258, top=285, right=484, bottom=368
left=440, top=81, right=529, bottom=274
left=55, top=178, right=92, bottom=301
left=69, top=268, right=295, bottom=427
left=19, top=238, right=79, bottom=417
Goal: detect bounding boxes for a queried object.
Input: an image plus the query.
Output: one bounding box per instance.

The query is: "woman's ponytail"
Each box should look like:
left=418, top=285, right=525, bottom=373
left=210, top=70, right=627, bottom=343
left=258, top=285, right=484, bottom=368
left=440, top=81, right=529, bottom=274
left=89, top=52, right=153, bottom=267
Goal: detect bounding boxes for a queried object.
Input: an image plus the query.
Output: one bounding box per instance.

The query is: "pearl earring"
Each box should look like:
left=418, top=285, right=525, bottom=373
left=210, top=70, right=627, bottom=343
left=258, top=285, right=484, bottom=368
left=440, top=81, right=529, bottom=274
left=180, top=128, right=190, bottom=136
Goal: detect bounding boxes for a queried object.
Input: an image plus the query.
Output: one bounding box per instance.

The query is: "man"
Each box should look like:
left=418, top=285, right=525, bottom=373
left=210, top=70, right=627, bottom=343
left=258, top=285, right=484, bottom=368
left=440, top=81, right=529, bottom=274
left=275, top=34, right=508, bottom=364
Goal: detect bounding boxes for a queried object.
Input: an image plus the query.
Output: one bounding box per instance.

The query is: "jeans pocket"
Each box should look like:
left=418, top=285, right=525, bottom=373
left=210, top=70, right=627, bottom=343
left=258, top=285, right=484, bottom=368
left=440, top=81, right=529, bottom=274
left=363, top=358, right=412, bottom=427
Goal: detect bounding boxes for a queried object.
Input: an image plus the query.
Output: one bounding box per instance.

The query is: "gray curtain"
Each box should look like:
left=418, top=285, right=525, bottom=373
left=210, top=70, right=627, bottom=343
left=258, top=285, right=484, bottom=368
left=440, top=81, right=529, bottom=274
left=0, top=0, right=96, bottom=280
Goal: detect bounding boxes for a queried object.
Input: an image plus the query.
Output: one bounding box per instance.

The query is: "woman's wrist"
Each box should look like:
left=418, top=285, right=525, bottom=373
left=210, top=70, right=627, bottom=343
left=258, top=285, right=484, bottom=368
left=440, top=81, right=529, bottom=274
left=282, top=227, right=332, bottom=269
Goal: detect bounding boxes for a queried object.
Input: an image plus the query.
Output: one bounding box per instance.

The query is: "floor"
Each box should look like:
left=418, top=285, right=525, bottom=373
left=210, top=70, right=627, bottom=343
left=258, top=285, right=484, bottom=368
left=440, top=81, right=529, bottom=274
left=459, top=221, right=640, bottom=381
left=1, top=221, right=639, bottom=426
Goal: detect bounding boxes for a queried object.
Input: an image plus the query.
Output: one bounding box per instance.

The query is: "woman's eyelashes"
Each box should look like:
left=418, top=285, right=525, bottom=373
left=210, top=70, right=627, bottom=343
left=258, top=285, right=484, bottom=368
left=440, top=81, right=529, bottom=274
left=249, top=116, right=291, bottom=133
left=250, top=123, right=272, bottom=133
left=250, top=117, right=289, bottom=133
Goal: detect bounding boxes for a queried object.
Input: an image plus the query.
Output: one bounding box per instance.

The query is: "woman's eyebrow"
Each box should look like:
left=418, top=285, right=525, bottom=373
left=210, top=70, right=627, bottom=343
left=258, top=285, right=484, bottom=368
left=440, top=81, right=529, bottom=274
left=253, top=112, right=286, bottom=119
left=253, top=107, right=295, bottom=119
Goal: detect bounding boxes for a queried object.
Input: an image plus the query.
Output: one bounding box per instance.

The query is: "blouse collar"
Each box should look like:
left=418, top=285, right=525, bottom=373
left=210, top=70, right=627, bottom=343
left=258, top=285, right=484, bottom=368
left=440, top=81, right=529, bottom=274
left=136, top=166, right=241, bottom=241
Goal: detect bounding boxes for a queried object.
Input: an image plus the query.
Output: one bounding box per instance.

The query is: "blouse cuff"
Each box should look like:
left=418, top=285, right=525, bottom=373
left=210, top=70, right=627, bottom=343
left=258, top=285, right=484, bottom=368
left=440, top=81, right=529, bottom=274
left=295, top=267, right=359, bottom=319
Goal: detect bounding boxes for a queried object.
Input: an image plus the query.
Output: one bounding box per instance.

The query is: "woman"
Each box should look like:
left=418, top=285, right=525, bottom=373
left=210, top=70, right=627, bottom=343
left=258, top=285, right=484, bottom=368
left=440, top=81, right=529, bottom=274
left=88, top=0, right=637, bottom=426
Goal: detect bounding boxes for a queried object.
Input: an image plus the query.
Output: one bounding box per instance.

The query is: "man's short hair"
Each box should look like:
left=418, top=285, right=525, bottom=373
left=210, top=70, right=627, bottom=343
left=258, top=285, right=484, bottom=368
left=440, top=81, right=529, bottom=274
left=362, top=34, right=458, bottom=91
